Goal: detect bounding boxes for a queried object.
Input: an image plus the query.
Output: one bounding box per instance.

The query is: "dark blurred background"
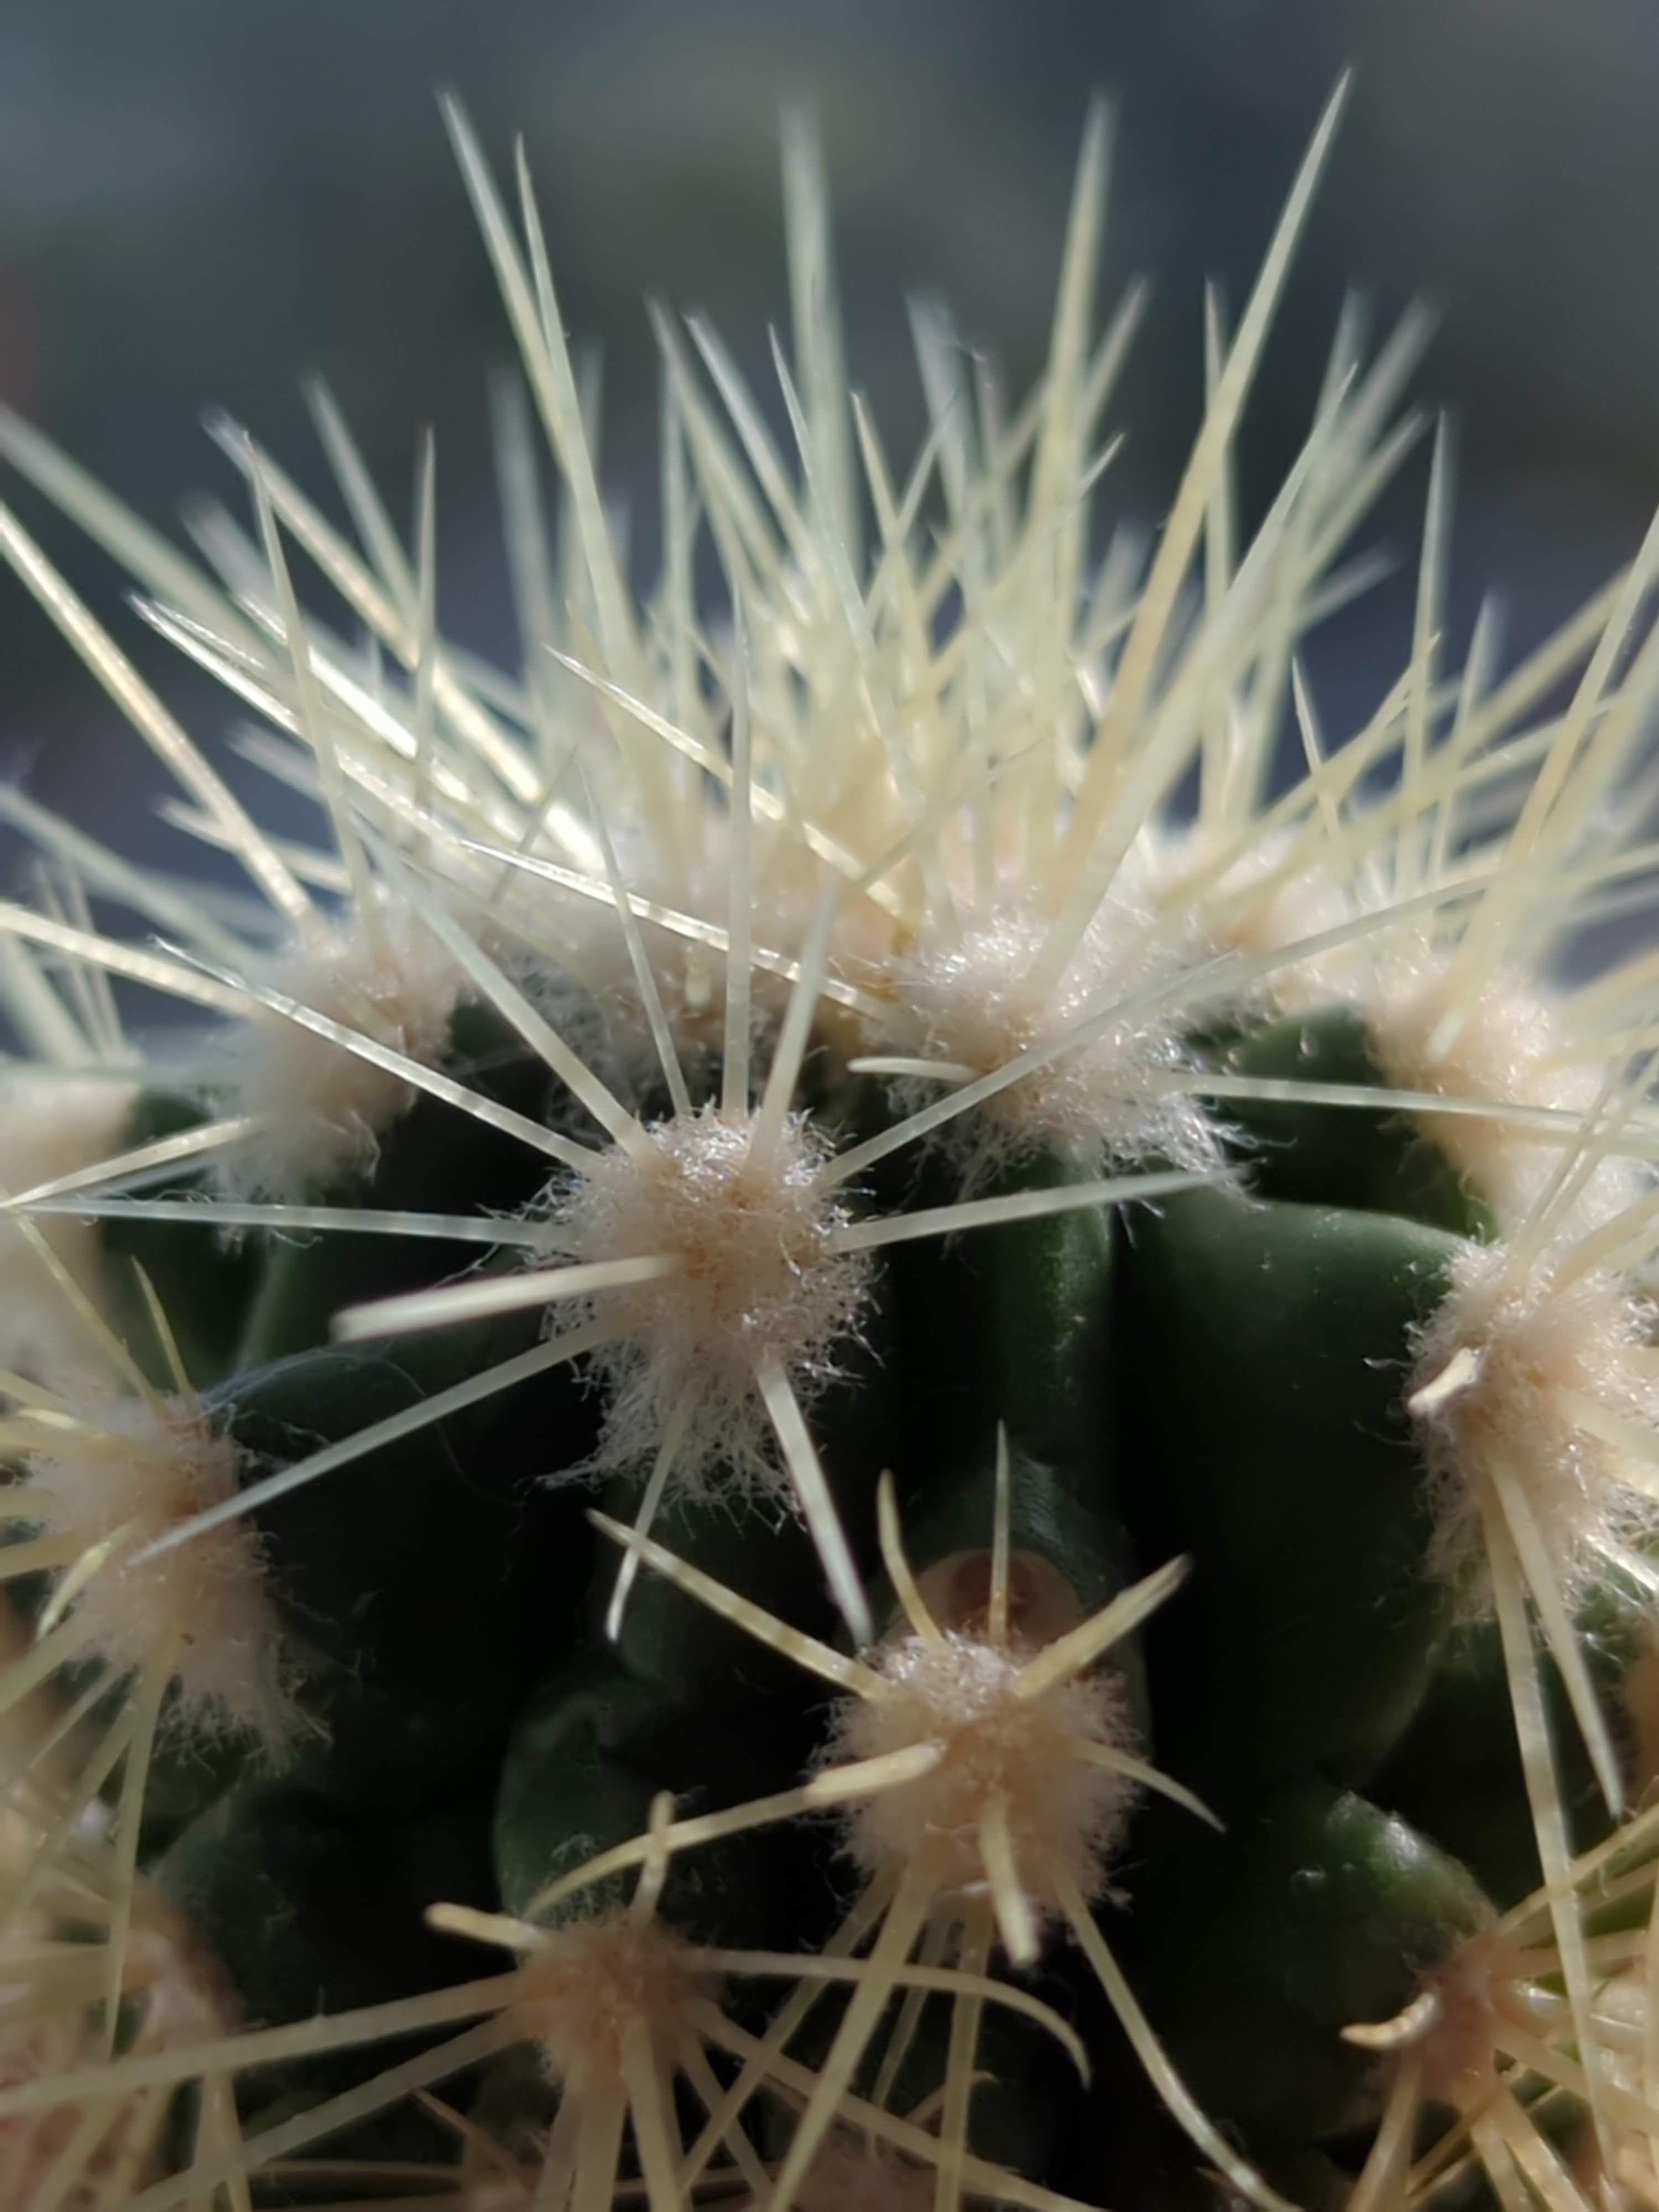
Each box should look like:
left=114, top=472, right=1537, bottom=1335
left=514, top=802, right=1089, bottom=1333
left=4, top=0, right=1658, bottom=869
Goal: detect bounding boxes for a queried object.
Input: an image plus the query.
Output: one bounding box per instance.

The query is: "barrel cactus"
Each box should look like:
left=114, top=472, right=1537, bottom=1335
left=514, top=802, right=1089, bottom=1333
left=1, top=74, right=1658, bottom=2212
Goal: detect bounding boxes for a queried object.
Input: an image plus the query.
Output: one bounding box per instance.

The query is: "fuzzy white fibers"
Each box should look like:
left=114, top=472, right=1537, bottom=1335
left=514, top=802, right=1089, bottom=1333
left=217, top=904, right=462, bottom=1201
left=826, top=1628, right=1135, bottom=1922
left=1409, top=1239, right=1659, bottom=1604
left=884, top=898, right=1222, bottom=1183
left=1133, top=822, right=1355, bottom=1019
left=1364, top=943, right=1636, bottom=1231
left=503, top=1911, right=709, bottom=2093
left=0, top=1071, right=138, bottom=1383
left=14, top=1395, right=304, bottom=1750
left=548, top=1106, right=869, bottom=1493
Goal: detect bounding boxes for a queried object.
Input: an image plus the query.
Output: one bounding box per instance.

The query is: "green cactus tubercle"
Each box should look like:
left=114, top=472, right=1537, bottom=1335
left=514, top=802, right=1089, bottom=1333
left=1, top=76, right=1659, bottom=2212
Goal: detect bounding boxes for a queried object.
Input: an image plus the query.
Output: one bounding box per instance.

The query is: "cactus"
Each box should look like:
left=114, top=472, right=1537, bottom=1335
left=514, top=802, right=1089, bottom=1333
left=2, top=72, right=1659, bottom=2212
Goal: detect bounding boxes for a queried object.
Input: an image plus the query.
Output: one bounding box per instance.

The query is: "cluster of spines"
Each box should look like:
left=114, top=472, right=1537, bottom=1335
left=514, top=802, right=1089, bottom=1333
left=0, top=71, right=1657, bottom=2212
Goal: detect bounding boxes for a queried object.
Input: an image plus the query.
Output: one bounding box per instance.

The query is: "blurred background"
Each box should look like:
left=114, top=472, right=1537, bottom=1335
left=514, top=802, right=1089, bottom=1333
left=3, top=0, right=1659, bottom=871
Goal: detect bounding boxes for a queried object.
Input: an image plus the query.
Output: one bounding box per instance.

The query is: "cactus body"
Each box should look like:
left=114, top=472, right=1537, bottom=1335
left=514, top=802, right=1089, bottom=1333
left=3, top=79, right=1659, bottom=2212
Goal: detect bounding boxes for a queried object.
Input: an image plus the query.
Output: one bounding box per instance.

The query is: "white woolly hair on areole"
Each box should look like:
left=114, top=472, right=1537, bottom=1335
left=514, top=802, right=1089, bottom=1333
left=497, top=1907, right=712, bottom=2104
left=9, top=1391, right=302, bottom=1752
left=881, top=895, right=1224, bottom=1184
left=1409, top=1237, right=1659, bottom=1611
left=1362, top=932, right=1641, bottom=1232
left=216, top=898, right=463, bottom=1202
left=825, top=1620, right=1138, bottom=1918
left=0, top=1070, right=139, bottom=1381
left=1133, top=820, right=1357, bottom=1014
left=546, top=1103, right=870, bottom=1499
